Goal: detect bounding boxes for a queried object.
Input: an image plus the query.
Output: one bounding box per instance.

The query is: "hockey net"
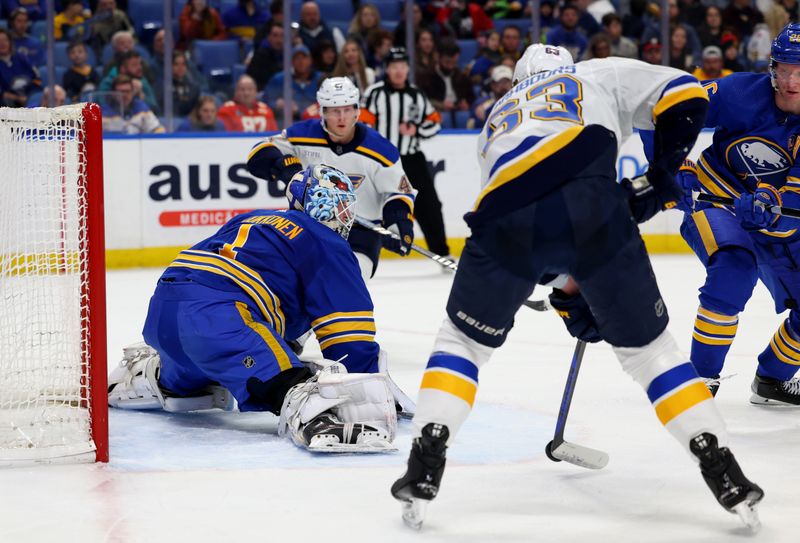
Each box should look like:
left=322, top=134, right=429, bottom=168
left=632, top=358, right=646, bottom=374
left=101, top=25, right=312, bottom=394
left=0, top=104, right=108, bottom=465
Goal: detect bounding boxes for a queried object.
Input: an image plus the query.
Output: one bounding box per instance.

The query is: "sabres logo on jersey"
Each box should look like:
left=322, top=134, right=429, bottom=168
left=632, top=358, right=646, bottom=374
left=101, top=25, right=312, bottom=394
left=725, top=137, right=790, bottom=184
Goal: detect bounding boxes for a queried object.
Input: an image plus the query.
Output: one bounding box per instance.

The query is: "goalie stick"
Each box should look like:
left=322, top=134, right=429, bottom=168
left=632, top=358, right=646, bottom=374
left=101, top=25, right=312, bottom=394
left=545, top=339, right=610, bottom=470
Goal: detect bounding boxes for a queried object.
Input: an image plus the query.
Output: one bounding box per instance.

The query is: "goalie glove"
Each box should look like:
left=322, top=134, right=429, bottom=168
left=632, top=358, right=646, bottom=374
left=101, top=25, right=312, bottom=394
left=381, top=199, right=414, bottom=256
left=622, top=166, right=683, bottom=224
left=548, top=289, right=602, bottom=344
left=270, top=154, right=303, bottom=184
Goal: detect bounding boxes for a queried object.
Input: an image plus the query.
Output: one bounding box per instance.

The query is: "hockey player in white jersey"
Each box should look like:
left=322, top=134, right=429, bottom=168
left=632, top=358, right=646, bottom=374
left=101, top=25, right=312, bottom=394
left=247, top=77, right=416, bottom=282
left=391, top=46, right=764, bottom=530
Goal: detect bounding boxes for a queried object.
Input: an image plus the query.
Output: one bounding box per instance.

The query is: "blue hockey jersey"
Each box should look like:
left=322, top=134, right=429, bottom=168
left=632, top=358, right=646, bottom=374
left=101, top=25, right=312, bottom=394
left=161, top=209, right=380, bottom=373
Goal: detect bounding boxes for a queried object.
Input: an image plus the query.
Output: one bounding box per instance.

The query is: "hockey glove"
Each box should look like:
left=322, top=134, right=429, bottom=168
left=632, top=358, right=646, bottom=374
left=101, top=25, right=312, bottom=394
left=381, top=200, right=414, bottom=256
left=548, top=289, right=602, bottom=344
left=270, top=154, right=304, bottom=184
left=622, top=166, right=683, bottom=224
left=735, top=184, right=779, bottom=230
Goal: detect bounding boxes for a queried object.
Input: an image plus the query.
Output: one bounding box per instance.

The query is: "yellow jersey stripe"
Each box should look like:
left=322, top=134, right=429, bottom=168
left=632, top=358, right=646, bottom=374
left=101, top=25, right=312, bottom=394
left=696, top=158, right=740, bottom=198
left=288, top=136, right=328, bottom=145
left=247, top=141, right=276, bottom=161
left=697, top=306, right=738, bottom=323
left=694, top=319, right=738, bottom=336
left=654, top=381, right=712, bottom=425
left=473, top=126, right=584, bottom=212
left=355, top=145, right=394, bottom=167
left=692, top=332, right=734, bottom=346
left=692, top=211, right=719, bottom=257
left=235, top=302, right=293, bottom=371
left=779, top=322, right=800, bottom=349
left=312, top=311, right=374, bottom=328
left=319, top=334, right=376, bottom=349
left=315, top=321, right=377, bottom=338
left=769, top=337, right=800, bottom=365
left=420, top=370, right=477, bottom=407
left=653, top=85, right=709, bottom=119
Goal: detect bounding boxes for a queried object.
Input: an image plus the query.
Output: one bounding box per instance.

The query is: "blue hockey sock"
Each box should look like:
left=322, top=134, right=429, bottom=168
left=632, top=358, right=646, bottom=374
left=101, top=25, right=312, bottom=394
left=757, top=311, right=800, bottom=381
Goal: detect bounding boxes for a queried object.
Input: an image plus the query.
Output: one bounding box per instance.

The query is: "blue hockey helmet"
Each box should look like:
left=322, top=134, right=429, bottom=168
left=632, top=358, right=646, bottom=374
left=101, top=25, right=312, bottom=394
left=286, top=164, right=356, bottom=238
left=770, top=23, right=800, bottom=88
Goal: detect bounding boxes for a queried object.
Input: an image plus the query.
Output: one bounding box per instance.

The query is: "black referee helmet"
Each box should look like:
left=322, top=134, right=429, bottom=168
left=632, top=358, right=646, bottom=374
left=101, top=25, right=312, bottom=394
left=385, top=47, right=410, bottom=67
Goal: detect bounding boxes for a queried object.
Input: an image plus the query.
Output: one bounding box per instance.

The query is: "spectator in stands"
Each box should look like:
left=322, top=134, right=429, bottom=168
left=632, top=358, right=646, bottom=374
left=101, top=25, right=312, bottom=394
left=439, top=0, right=494, bottom=40
left=54, top=0, right=90, bottom=42
left=330, top=38, right=375, bottom=93
left=622, top=0, right=648, bottom=42
left=179, top=0, right=227, bottom=50
left=641, top=37, right=662, bottom=65
left=267, top=0, right=284, bottom=25
left=218, top=74, right=277, bottom=132
left=778, top=0, right=799, bottom=22
left=394, top=2, right=434, bottom=46
left=88, top=0, right=132, bottom=55
left=499, top=24, right=522, bottom=61
left=348, top=3, right=381, bottom=54
left=2, top=0, right=46, bottom=21
left=416, top=28, right=439, bottom=77
left=160, top=51, right=201, bottom=117
left=677, top=0, right=706, bottom=28
left=0, top=28, right=41, bottom=108
left=484, top=0, right=525, bottom=19
left=177, top=95, right=226, bottom=132
left=298, top=1, right=344, bottom=52
left=669, top=25, right=694, bottom=71
left=536, top=0, right=558, bottom=40
left=766, top=0, right=791, bottom=39
left=470, top=64, right=512, bottom=128
left=263, top=44, right=320, bottom=125
left=311, top=40, right=338, bottom=76
left=223, top=0, right=269, bottom=42
left=601, top=13, right=637, bottom=59
left=104, top=30, right=154, bottom=82
left=572, top=0, right=601, bottom=37
left=62, top=41, right=99, bottom=103
left=584, top=32, right=612, bottom=60
left=747, top=22, right=773, bottom=71
left=418, top=39, right=474, bottom=116
left=641, top=0, right=702, bottom=61
left=41, top=84, right=66, bottom=107
left=366, top=28, right=394, bottom=77
left=247, top=20, right=284, bottom=90
left=468, top=29, right=501, bottom=85
left=723, top=0, right=765, bottom=41
left=697, top=5, right=723, bottom=48
left=546, top=4, right=588, bottom=61
left=7, top=8, right=43, bottom=67
left=692, top=45, right=732, bottom=81
left=102, top=74, right=165, bottom=134
left=99, top=51, right=159, bottom=114
left=721, top=31, right=746, bottom=72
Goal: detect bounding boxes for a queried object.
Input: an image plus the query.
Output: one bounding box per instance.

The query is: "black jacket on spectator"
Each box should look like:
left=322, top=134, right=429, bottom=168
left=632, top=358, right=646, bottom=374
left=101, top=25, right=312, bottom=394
left=722, top=4, right=764, bottom=41
left=247, top=45, right=282, bottom=90
left=63, top=65, right=100, bottom=102
left=417, top=67, right=475, bottom=112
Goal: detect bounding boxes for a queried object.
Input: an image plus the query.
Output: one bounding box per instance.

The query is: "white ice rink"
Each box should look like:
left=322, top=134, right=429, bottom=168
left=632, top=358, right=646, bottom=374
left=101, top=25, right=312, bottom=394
left=2, top=255, right=798, bottom=543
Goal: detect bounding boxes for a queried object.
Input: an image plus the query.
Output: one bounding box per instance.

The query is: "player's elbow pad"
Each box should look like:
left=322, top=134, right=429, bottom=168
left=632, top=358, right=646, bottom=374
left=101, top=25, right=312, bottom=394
left=651, top=97, right=709, bottom=176
left=247, top=153, right=274, bottom=181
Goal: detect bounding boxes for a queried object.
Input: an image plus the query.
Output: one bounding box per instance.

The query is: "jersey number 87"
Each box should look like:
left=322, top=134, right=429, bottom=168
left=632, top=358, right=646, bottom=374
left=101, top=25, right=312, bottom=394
left=482, top=76, right=585, bottom=156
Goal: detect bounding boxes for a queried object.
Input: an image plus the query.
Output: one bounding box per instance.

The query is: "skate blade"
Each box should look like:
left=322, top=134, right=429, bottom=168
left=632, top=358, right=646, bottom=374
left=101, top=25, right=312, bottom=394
left=308, top=437, right=397, bottom=453
left=732, top=500, right=761, bottom=533
left=400, top=498, right=428, bottom=530
left=749, top=393, right=800, bottom=407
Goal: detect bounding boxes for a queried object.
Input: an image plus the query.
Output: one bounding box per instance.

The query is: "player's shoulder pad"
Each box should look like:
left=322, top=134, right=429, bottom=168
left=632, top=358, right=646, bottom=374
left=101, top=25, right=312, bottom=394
left=358, top=126, right=400, bottom=167
left=285, top=119, right=326, bottom=140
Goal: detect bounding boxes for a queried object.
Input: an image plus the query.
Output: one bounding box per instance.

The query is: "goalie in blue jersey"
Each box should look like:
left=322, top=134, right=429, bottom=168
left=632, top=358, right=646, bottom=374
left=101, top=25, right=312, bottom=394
left=108, top=165, right=401, bottom=453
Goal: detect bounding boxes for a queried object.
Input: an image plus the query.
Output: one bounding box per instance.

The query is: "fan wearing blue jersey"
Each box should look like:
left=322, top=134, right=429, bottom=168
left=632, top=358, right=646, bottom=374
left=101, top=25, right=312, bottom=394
left=677, top=23, right=800, bottom=405
left=246, top=77, right=417, bottom=282
left=108, top=165, right=398, bottom=453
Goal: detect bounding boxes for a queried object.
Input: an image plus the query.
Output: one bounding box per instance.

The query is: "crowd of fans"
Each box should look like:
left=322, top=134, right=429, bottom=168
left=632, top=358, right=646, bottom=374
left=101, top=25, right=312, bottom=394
left=0, top=0, right=791, bottom=134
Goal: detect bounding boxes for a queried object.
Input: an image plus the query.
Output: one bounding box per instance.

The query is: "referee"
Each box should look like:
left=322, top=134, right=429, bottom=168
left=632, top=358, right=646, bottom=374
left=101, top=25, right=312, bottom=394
left=360, top=47, right=451, bottom=259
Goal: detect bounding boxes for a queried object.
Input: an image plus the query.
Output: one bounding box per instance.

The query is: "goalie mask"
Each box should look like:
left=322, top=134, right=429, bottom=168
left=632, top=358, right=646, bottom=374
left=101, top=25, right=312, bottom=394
left=286, top=164, right=357, bottom=238
left=317, top=77, right=360, bottom=135
left=513, top=44, right=574, bottom=85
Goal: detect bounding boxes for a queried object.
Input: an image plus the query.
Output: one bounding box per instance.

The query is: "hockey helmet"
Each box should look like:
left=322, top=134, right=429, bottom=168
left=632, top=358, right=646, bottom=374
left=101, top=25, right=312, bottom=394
left=771, top=23, right=800, bottom=89
left=286, top=164, right=357, bottom=238
left=513, top=44, right=574, bottom=85
left=317, top=76, right=360, bottom=134
left=385, top=47, right=410, bottom=67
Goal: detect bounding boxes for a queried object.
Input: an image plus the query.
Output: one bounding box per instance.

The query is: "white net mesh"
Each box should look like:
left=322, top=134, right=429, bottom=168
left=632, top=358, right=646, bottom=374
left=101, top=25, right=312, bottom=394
left=0, top=105, right=97, bottom=464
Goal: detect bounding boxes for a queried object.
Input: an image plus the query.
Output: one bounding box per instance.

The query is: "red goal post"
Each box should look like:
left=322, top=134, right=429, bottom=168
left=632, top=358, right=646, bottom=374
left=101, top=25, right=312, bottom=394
left=0, top=103, right=108, bottom=465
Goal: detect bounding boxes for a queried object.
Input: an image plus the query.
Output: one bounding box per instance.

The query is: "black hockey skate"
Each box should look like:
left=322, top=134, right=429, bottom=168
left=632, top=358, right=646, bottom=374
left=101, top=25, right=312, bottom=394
left=391, top=423, right=449, bottom=530
left=689, top=433, right=764, bottom=531
left=750, top=373, right=800, bottom=406
left=301, top=413, right=394, bottom=453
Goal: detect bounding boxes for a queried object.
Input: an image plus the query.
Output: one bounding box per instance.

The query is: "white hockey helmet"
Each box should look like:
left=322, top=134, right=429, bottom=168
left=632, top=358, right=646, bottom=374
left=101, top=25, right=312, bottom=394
left=317, top=77, right=360, bottom=134
left=513, top=44, right=574, bottom=84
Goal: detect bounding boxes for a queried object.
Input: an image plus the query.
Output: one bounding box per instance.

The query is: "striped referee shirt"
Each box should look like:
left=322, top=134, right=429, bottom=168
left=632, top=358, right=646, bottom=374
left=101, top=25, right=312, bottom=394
left=360, top=81, right=441, bottom=156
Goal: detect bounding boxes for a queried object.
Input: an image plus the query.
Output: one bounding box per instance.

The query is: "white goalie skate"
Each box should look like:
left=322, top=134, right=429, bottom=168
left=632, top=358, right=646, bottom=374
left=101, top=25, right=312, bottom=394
left=278, top=363, right=397, bottom=453
left=108, top=342, right=234, bottom=412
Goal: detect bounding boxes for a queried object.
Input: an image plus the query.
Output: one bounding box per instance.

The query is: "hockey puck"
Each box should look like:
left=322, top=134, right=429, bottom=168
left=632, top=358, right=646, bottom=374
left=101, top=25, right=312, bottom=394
left=545, top=440, right=562, bottom=462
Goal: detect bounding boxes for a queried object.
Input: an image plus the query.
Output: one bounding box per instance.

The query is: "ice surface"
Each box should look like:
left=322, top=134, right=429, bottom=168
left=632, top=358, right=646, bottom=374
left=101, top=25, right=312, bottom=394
left=2, top=256, right=797, bottom=542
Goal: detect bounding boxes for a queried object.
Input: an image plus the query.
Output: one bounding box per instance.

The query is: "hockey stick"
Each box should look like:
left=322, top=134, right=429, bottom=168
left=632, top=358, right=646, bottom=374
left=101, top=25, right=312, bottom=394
left=694, top=192, right=800, bottom=219
left=544, top=339, right=610, bottom=470
left=355, top=216, right=458, bottom=270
